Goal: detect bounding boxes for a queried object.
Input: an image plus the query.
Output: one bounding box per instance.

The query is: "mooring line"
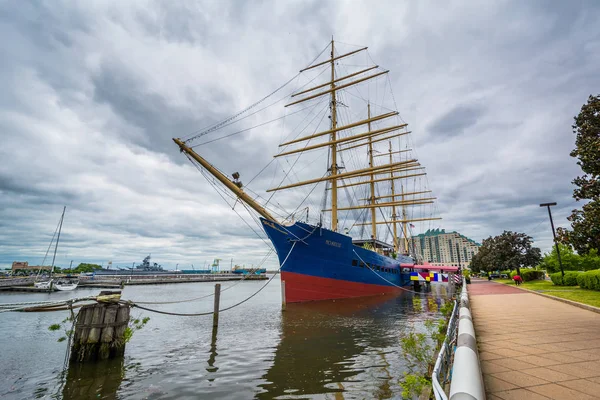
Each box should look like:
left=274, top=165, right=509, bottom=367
left=124, top=242, right=297, bottom=317
left=351, top=249, right=454, bottom=298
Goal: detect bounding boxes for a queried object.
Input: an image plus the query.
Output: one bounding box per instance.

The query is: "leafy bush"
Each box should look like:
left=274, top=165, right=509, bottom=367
left=550, top=271, right=582, bottom=286
left=577, top=270, right=600, bottom=290
left=510, top=269, right=545, bottom=281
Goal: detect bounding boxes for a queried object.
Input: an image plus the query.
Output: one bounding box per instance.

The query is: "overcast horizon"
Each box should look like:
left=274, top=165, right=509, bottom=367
left=1, top=1, right=599, bottom=270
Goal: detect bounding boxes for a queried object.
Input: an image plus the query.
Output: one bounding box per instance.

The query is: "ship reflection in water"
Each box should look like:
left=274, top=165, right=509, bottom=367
left=258, top=287, right=450, bottom=399
left=33, top=283, right=451, bottom=400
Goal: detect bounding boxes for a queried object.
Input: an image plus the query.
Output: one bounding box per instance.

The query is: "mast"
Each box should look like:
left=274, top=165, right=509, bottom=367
left=368, top=103, right=376, bottom=241
left=330, top=38, right=339, bottom=232
left=388, top=142, right=398, bottom=253
left=50, top=206, right=66, bottom=276
left=173, top=138, right=277, bottom=222
left=401, top=182, right=409, bottom=253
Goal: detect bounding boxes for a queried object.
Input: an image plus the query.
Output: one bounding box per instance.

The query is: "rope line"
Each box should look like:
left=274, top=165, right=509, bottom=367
left=128, top=251, right=275, bottom=305
left=124, top=242, right=297, bottom=317
left=351, top=249, right=452, bottom=297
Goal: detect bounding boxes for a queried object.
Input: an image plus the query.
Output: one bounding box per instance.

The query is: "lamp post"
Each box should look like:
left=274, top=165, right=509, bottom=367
left=540, top=202, right=564, bottom=278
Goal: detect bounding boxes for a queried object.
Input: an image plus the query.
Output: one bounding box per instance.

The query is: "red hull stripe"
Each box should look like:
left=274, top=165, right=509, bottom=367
left=281, top=271, right=402, bottom=303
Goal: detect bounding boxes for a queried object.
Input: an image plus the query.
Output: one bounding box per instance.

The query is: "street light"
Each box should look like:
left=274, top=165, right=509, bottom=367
left=540, top=202, right=564, bottom=278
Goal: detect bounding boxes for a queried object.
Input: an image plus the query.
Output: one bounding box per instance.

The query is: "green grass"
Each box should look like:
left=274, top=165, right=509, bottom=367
left=495, top=279, right=600, bottom=308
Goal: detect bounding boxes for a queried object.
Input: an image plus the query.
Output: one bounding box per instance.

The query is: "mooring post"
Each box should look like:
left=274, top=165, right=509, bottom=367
left=213, top=283, right=221, bottom=328
left=281, top=280, right=286, bottom=311
left=413, top=280, right=421, bottom=292
left=70, top=291, right=130, bottom=363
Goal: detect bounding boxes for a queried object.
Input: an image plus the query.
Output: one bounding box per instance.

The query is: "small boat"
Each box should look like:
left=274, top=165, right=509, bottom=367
left=34, top=280, right=53, bottom=290
left=54, top=278, right=79, bottom=291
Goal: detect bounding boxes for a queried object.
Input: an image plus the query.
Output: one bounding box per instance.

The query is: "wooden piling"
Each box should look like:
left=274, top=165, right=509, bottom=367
left=281, top=280, right=286, bottom=311
left=70, top=298, right=130, bottom=363
left=213, top=283, right=221, bottom=328
left=413, top=280, right=421, bottom=292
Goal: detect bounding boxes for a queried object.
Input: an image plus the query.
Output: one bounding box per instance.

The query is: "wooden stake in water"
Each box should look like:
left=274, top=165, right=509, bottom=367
left=70, top=298, right=130, bottom=363
left=213, top=283, right=221, bottom=327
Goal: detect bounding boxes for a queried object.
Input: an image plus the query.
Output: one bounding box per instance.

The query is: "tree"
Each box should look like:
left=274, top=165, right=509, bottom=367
left=558, top=94, right=600, bottom=254
left=539, top=244, right=600, bottom=273
left=472, top=231, right=541, bottom=275
left=65, top=263, right=102, bottom=274
left=539, top=244, right=582, bottom=273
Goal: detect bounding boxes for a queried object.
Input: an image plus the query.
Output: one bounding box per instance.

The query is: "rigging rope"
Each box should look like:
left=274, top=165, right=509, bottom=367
left=128, top=250, right=274, bottom=305
left=124, top=242, right=297, bottom=317
left=183, top=41, right=330, bottom=144
left=351, top=249, right=452, bottom=298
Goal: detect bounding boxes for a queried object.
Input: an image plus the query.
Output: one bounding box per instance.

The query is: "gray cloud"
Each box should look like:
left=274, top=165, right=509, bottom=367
left=428, top=104, right=486, bottom=138
left=1, top=0, right=599, bottom=270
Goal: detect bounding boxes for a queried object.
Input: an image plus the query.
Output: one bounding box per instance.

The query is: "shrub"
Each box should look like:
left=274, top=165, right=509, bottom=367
left=510, top=269, right=545, bottom=281
left=577, top=270, right=600, bottom=290
left=550, top=271, right=582, bottom=286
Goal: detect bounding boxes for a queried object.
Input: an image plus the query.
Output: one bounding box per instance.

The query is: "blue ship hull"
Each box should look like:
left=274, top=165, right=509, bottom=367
left=260, top=218, right=413, bottom=302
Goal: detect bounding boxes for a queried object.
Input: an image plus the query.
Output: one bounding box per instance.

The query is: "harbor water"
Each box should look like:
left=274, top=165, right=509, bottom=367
left=0, top=275, right=450, bottom=399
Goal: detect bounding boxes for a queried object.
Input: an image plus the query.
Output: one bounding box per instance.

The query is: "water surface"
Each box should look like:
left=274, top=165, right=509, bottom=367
left=0, top=276, right=449, bottom=399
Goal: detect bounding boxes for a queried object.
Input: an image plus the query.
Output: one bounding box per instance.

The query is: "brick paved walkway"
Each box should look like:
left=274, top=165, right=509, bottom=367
left=470, top=279, right=600, bottom=400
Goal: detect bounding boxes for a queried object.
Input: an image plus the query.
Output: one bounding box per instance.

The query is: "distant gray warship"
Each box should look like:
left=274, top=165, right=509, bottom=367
left=94, top=255, right=172, bottom=275
left=134, top=255, right=164, bottom=271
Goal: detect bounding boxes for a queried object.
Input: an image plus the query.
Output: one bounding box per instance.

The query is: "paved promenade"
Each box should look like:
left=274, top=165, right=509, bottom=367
left=469, top=279, right=600, bottom=400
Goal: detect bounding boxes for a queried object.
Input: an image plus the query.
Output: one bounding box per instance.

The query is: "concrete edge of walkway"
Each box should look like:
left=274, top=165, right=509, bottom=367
left=499, top=282, right=600, bottom=314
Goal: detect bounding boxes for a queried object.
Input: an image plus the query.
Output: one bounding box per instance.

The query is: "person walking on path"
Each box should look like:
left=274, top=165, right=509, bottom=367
left=513, top=275, right=523, bottom=285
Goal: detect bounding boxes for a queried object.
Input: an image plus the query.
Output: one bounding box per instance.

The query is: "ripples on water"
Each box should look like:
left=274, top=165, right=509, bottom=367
left=0, top=276, right=451, bottom=399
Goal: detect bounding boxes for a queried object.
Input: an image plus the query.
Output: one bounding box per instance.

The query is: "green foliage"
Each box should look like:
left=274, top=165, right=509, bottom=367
left=362, top=242, right=374, bottom=250
left=576, top=270, right=600, bottom=290
left=123, top=316, right=150, bottom=344
left=470, top=231, right=541, bottom=274
left=558, top=94, right=600, bottom=254
left=62, top=263, right=102, bottom=274
left=510, top=269, right=545, bottom=281
left=440, top=301, right=454, bottom=318
left=398, top=302, right=455, bottom=399
left=48, top=316, right=76, bottom=343
left=400, top=372, right=430, bottom=399
left=550, top=271, right=582, bottom=286
left=538, top=244, right=600, bottom=273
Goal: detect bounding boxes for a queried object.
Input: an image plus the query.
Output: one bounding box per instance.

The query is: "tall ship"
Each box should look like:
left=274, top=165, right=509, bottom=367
left=174, top=39, right=440, bottom=303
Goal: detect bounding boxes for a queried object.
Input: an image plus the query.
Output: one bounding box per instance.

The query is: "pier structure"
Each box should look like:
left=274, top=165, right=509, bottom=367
left=470, top=279, right=600, bottom=399
left=0, top=273, right=267, bottom=292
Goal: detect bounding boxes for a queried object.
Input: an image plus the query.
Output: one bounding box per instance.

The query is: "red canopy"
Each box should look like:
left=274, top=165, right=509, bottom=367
left=400, top=264, right=460, bottom=272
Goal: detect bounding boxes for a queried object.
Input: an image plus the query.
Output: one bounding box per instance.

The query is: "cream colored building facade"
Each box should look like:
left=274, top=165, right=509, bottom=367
left=400, top=229, right=480, bottom=267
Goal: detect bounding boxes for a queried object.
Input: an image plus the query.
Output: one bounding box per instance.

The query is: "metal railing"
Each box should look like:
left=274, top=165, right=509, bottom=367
left=432, top=293, right=460, bottom=400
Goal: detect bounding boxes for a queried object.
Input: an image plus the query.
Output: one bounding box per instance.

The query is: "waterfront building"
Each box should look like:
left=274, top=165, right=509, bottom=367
left=11, top=261, right=51, bottom=272
left=400, top=229, right=480, bottom=267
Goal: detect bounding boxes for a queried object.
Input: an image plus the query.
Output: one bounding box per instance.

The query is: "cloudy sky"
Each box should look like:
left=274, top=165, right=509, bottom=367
left=1, top=0, right=598, bottom=270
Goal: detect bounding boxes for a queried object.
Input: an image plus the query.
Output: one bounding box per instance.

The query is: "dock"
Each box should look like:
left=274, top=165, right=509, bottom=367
left=0, top=274, right=268, bottom=293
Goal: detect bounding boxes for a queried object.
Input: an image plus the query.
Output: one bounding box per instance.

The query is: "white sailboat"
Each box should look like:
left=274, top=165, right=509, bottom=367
left=54, top=279, right=78, bottom=291
left=33, top=206, right=78, bottom=291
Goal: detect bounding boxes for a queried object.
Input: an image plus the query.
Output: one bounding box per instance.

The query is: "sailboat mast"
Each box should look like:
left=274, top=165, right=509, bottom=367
left=50, top=206, right=66, bottom=274
left=388, top=142, right=399, bottom=253
left=368, top=103, right=376, bottom=241
left=329, top=38, right=339, bottom=232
